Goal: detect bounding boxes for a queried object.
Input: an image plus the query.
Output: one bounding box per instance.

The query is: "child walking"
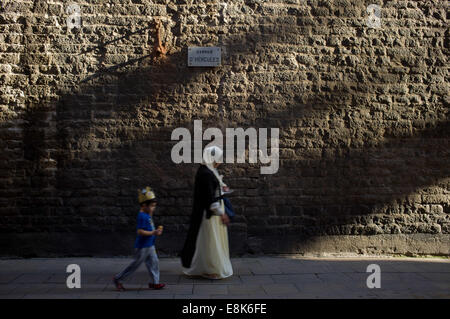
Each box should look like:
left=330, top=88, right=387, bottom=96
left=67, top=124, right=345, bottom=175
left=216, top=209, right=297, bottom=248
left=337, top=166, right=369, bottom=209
left=113, top=186, right=165, bottom=291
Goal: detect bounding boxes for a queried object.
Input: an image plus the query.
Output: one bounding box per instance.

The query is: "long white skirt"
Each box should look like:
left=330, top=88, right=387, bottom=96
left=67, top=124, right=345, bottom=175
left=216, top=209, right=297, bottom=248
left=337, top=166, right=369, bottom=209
left=182, top=208, right=233, bottom=279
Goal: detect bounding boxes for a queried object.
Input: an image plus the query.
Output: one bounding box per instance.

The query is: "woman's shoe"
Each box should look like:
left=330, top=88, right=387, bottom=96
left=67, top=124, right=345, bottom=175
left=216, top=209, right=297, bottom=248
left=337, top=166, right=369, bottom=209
left=202, top=273, right=221, bottom=279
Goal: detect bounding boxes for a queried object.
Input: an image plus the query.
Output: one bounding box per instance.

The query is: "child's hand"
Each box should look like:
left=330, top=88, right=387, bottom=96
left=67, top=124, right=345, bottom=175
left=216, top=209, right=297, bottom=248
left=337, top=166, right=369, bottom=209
left=156, top=226, right=163, bottom=236
left=221, top=214, right=230, bottom=226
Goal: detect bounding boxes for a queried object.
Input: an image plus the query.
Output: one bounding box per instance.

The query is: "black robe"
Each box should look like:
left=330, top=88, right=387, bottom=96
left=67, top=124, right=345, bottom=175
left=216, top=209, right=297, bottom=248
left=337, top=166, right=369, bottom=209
left=180, top=164, right=221, bottom=268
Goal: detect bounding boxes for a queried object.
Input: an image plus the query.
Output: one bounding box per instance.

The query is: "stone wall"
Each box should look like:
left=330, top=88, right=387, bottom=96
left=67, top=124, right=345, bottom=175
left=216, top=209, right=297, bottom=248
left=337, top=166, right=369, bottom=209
left=0, top=0, right=448, bottom=257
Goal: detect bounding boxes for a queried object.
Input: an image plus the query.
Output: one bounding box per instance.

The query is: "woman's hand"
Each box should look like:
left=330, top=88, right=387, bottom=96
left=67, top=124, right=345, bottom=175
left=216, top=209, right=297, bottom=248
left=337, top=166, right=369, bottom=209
left=221, top=213, right=230, bottom=226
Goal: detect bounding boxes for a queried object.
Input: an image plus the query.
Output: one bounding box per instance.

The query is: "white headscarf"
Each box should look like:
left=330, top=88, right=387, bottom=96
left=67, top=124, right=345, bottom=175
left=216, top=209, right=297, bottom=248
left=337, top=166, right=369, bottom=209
left=202, top=145, right=225, bottom=185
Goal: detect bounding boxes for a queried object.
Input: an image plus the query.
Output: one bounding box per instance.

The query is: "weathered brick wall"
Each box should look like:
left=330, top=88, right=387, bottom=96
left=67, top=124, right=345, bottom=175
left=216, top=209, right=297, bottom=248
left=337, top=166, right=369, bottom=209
left=0, top=0, right=448, bottom=257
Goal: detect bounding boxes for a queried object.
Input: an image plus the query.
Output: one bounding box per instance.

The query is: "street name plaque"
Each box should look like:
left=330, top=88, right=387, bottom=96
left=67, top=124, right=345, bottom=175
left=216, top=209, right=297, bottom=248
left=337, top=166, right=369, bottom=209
left=188, top=47, right=221, bottom=67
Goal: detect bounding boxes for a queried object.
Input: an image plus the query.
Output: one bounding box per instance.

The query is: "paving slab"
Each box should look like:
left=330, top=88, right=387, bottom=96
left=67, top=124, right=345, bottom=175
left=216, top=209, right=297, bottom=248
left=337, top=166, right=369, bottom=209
left=137, top=284, right=193, bottom=295
left=416, top=272, right=450, bottom=282
left=248, top=265, right=283, bottom=275
left=262, top=283, right=300, bottom=295
left=317, top=271, right=353, bottom=281
left=228, top=284, right=264, bottom=295
left=240, top=275, right=275, bottom=285
left=179, top=276, right=214, bottom=284
left=173, top=294, right=210, bottom=299
left=0, top=274, right=21, bottom=284
left=9, top=283, right=56, bottom=294
left=47, top=283, right=109, bottom=294
left=11, top=273, right=52, bottom=284
left=210, top=294, right=250, bottom=299
left=159, top=274, right=182, bottom=284
left=272, top=273, right=323, bottom=284
left=79, top=292, right=120, bottom=299
left=230, top=266, right=253, bottom=275
left=193, top=284, right=228, bottom=295
left=209, top=275, right=243, bottom=285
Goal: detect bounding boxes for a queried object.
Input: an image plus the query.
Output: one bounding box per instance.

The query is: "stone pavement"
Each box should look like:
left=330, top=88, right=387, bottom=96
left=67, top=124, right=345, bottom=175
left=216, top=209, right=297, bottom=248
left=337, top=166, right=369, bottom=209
left=0, top=256, right=448, bottom=299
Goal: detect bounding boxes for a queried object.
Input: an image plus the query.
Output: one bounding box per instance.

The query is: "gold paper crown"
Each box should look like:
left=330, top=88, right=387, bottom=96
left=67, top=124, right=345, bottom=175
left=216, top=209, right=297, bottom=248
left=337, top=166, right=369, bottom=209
left=138, top=186, right=156, bottom=204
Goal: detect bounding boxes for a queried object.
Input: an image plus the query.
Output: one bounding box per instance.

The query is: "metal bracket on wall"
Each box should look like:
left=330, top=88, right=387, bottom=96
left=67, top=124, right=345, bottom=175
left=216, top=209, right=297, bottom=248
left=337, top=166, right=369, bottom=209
left=154, top=19, right=168, bottom=60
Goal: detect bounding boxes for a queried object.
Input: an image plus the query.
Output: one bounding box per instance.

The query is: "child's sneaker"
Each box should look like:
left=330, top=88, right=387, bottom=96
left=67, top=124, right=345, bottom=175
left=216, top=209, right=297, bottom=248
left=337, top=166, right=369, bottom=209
left=113, top=277, right=126, bottom=291
left=149, top=283, right=165, bottom=290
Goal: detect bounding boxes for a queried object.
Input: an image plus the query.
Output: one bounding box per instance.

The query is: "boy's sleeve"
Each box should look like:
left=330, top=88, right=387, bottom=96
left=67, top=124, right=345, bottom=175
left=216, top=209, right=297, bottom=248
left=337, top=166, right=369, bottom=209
left=136, top=214, right=145, bottom=229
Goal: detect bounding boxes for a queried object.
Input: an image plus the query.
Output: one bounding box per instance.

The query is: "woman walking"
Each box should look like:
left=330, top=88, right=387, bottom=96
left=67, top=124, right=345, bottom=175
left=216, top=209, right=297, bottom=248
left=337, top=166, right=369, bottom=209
left=180, top=145, right=233, bottom=279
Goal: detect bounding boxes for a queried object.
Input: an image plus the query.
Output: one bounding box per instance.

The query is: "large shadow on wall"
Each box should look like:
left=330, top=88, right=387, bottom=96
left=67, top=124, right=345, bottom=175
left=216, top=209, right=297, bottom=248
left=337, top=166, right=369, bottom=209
left=10, top=2, right=449, bottom=256
left=52, top=40, right=219, bottom=254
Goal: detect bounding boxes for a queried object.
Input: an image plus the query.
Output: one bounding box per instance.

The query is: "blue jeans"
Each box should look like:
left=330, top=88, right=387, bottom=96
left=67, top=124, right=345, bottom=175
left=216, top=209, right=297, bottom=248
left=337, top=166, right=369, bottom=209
left=114, top=246, right=160, bottom=284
